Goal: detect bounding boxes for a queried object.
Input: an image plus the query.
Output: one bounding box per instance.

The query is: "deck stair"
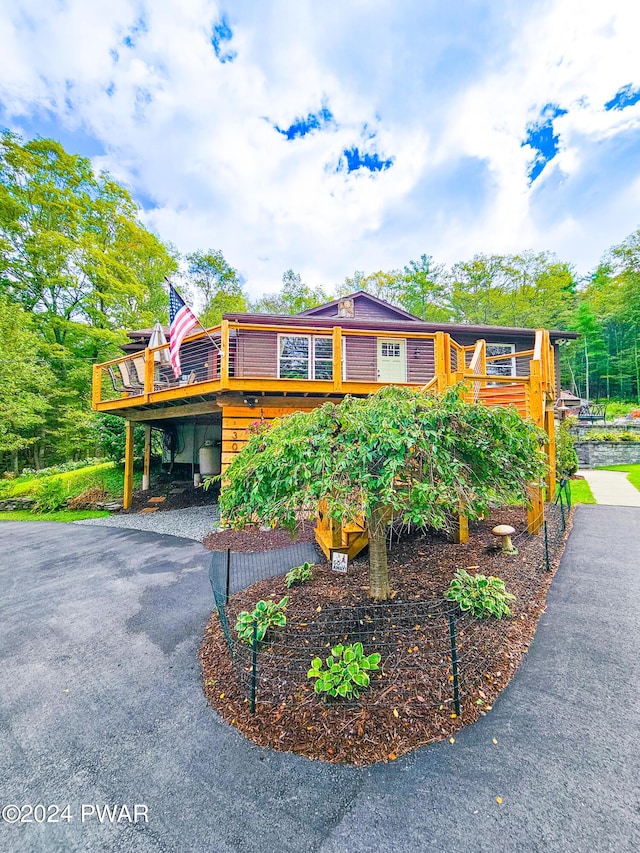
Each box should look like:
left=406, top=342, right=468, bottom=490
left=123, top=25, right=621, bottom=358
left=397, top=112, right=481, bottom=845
left=315, top=500, right=369, bottom=560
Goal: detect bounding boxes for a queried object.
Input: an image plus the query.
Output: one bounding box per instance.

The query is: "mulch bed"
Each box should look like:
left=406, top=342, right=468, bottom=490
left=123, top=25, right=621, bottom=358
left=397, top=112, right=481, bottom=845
left=123, top=479, right=219, bottom=514
left=199, top=506, right=573, bottom=766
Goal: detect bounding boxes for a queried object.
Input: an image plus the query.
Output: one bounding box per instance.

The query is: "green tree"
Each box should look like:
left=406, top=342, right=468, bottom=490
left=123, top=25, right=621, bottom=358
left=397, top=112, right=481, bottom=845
left=252, top=269, right=329, bottom=314
left=185, top=248, right=248, bottom=326
left=0, top=132, right=177, bottom=347
left=396, top=254, right=451, bottom=321
left=0, top=132, right=178, bottom=470
left=450, top=252, right=577, bottom=329
left=0, top=296, right=56, bottom=469
left=336, top=269, right=403, bottom=304
left=604, top=230, right=640, bottom=400
left=449, top=254, right=511, bottom=324
left=219, top=386, right=546, bottom=600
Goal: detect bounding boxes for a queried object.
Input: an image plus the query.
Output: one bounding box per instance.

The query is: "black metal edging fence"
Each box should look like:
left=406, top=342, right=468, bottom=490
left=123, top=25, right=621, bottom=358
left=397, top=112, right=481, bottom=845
left=554, top=477, right=571, bottom=531
left=208, top=503, right=567, bottom=715
left=448, top=613, right=461, bottom=715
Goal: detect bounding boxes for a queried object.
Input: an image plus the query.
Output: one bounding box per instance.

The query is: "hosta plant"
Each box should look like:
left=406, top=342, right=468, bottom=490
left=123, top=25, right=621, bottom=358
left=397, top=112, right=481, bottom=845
left=307, top=642, right=381, bottom=699
left=446, top=569, right=515, bottom=618
left=235, top=597, right=288, bottom=644
left=285, top=562, right=313, bottom=588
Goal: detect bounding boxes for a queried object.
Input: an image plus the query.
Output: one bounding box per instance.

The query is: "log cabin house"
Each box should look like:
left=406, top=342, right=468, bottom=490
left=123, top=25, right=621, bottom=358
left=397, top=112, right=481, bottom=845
left=92, top=291, right=578, bottom=550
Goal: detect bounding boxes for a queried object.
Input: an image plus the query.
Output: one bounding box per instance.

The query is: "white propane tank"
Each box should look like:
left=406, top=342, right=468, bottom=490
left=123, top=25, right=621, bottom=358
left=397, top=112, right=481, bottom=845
left=198, top=441, right=219, bottom=478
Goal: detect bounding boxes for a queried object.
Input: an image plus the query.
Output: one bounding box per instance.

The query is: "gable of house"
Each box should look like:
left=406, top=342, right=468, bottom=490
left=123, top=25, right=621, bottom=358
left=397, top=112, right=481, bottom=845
left=298, top=291, right=422, bottom=323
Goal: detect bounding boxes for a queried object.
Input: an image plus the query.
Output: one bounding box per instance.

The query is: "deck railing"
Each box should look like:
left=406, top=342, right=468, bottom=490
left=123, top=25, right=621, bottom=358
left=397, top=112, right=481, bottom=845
left=92, top=322, right=555, bottom=428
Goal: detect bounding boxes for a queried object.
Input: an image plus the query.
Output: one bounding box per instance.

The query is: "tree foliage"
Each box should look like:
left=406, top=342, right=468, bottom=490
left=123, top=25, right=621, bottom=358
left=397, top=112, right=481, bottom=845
left=219, top=386, right=547, bottom=600
left=0, top=132, right=177, bottom=471
left=0, top=296, right=55, bottom=460
left=0, top=131, right=177, bottom=344
left=252, top=269, right=329, bottom=314
left=185, top=248, right=248, bottom=326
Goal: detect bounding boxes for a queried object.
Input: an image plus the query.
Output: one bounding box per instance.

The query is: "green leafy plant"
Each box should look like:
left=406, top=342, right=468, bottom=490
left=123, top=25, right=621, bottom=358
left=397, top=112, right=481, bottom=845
left=556, top=419, right=578, bottom=476
left=285, top=562, right=313, bottom=588
left=32, top=477, right=67, bottom=513
left=446, top=569, right=515, bottom=618
left=582, top=431, right=640, bottom=443
left=234, top=597, right=289, bottom=644
left=307, top=642, right=381, bottom=699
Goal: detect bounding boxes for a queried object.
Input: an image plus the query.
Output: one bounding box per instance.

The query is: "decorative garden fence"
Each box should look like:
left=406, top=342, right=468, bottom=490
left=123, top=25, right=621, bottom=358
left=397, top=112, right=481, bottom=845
left=208, top=502, right=568, bottom=716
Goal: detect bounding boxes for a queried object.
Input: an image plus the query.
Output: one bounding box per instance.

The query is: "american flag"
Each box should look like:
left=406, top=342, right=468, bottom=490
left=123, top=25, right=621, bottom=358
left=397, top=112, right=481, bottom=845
left=169, top=285, right=199, bottom=378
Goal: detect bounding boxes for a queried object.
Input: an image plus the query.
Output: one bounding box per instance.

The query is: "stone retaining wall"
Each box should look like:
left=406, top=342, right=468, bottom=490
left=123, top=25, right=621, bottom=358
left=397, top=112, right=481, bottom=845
left=575, top=442, right=640, bottom=467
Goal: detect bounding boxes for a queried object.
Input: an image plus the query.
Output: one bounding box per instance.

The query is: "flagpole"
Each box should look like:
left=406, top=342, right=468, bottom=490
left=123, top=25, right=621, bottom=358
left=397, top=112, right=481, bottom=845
left=165, top=277, right=224, bottom=353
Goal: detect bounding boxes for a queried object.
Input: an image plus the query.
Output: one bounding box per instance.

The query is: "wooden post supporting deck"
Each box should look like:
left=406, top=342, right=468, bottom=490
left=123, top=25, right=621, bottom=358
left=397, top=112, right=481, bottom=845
left=142, top=424, right=152, bottom=491
left=527, top=485, right=544, bottom=534
left=123, top=420, right=135, bottom=510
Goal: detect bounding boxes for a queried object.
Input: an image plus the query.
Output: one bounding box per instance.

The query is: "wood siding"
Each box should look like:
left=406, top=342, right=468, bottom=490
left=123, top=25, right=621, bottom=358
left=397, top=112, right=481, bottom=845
left=221, top=403, right=320, bottom=470
left=406, top=338, right=435, bottom=384
left=453, top=332, right=535, bottom=378
left=344, top=335, right=376, bottom=382
left=229, top=328, right=436, bottom=384
left=234, top=329, right=278, bottom=378
left=307, top=294, right=417, bottom=322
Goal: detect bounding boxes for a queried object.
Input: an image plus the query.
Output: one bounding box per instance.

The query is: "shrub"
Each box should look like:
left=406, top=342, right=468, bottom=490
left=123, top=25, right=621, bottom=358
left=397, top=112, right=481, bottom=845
left=446, top=568, right=515, bottom=618
left=234, top=597, right=289, bottom=644
left=67, top=486, right=109, bottom=509
left=285, top=562, right=313, bottom=588
left=581, top=431, right=640, bottom=443
left=307, top=642, right=381, bottom=699
left=33, top=477, right=67, bottom=513
left=556, top=420, right=578, bottom=476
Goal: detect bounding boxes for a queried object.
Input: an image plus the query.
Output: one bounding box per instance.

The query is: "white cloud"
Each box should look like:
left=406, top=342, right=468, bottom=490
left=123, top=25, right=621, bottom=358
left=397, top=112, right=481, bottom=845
left=1, top=0, right=640, bottom=296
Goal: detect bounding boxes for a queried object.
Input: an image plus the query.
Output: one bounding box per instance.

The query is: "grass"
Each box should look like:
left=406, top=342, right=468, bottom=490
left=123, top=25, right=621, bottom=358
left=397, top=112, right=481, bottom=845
left=0, top=462, right=141, bottom=501
left=0, top=461, right=144, bottom=521
left=598, top=464, right=640, bottom=492
left=569, top=478, right=597, bottom=504
left=0, top=509, right=110, bottom=522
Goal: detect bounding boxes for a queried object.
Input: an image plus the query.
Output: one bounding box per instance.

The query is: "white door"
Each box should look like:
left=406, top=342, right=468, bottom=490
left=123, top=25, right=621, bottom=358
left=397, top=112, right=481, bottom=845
left=377, top=338, right=407, bottom=383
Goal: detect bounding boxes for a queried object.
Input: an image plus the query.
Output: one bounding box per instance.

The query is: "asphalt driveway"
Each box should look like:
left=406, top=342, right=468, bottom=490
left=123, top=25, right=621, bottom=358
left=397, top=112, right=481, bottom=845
left=1, top=508, right=639, bottom=852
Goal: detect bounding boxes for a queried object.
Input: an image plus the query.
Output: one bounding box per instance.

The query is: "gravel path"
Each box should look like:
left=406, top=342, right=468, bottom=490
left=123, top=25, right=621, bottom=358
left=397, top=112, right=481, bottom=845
left=75, top=504, right=220, bottom=541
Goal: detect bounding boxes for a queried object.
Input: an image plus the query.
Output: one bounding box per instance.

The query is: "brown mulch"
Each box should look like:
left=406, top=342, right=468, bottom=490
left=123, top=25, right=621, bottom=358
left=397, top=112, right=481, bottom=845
left=124, top=480, right=219, bottom=514
left=203, top=520, right=316, bottom=553
left=199, top=506, right=573, bottom=766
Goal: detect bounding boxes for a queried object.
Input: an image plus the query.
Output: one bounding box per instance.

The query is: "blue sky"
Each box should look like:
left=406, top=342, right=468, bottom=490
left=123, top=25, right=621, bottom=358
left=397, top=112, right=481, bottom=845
left=1, top=0, right=639, bottom=297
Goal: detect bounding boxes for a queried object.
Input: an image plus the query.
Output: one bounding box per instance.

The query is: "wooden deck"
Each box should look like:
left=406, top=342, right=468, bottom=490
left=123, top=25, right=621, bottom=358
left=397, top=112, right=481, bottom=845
left=93, top=322, right=557, bottom=537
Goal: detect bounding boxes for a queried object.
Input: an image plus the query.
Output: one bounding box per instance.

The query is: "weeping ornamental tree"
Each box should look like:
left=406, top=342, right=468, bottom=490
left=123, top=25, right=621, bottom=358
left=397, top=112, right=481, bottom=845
left=219, top=387, right=547, bottom=600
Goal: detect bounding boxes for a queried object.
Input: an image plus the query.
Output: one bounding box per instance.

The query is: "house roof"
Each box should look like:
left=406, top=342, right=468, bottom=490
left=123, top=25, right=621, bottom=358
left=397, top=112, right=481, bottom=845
left=297, top=290, right=423, bottom=322
left=122, top=292, right=579, bottom=350
left=224, top=290, right=578, bottom=340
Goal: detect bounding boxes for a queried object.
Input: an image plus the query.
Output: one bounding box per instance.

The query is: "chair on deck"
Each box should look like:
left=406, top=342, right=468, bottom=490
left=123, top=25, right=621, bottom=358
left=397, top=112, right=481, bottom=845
left=128, top=355, right=173, bottom=391
left=107, top=363, right=143, bottom=396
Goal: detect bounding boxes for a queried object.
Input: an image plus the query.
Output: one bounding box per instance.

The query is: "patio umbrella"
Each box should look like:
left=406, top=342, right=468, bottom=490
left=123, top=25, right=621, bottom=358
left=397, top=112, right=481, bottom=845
left=148, top=321, right=171, bottom=365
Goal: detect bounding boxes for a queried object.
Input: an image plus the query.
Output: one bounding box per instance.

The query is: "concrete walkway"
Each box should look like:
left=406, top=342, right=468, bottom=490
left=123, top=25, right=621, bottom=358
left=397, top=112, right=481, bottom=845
left=578, top=468, right=640, bottom=506
left=1, top=511, right=639, bottom=852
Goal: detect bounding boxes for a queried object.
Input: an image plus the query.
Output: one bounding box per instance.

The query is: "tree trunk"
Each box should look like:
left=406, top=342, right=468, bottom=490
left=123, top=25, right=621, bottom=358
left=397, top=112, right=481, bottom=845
left=368, top=502, right=391, bottom=600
